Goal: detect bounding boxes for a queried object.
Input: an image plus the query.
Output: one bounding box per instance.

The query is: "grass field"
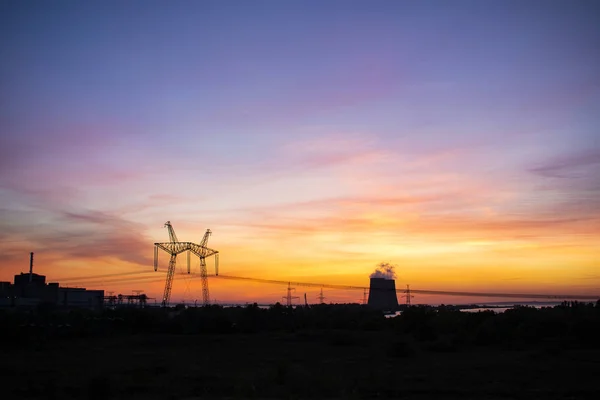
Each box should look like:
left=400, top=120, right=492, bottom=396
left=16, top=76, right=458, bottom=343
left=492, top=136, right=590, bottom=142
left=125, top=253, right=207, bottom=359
left=2, top=329, right=599, bottom=399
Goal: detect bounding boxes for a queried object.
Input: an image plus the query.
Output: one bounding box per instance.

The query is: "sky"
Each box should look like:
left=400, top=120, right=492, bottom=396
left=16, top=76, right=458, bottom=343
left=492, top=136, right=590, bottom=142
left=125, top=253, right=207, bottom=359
left=1, top=0, right=599, bottom=305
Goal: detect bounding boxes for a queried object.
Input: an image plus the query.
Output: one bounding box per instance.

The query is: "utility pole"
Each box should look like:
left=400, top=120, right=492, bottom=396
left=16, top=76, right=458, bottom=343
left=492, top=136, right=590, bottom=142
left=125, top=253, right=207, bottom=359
left=29, top=252, right=34, bottom=283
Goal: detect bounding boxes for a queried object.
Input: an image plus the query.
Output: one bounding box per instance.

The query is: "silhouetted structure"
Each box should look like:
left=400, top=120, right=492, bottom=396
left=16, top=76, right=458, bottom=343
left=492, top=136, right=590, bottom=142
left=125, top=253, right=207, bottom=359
left=105, top=293, right=148, bottom=308
left=28, top=251, right=34, bottom=282
left=0, top=253, right=104, bottom=309
left=153, top=221, right=219, bottom=307
left=283, top=282, right=299, bottom=306
left=317, top=288, right=326, bottom=304
left=402, top=284, right=414, bottom=305
left=0, top=273, right=104, bottom=309
left=367, top=278, right=398, bottom=310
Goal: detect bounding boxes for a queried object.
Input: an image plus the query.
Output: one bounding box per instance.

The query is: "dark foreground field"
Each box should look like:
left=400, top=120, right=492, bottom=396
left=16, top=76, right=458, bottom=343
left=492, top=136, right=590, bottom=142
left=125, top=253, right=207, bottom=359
left=1, top=303, right=599, bottom=399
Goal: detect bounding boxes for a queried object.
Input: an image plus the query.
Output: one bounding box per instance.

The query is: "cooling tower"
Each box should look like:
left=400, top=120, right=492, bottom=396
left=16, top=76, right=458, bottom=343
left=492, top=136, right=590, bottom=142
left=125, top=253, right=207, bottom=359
left=367, top=278, right=398, bottom=310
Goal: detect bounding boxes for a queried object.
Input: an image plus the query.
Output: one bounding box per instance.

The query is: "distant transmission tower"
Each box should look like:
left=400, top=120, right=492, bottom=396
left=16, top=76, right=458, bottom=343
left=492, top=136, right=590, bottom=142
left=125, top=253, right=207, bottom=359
left=317, top=288, right=326, bottom=304
left=362, top=288, right=368, bottom=305
left=283, top=282, right=299, bottom=307
left=402, top=284, right=414, bottom=305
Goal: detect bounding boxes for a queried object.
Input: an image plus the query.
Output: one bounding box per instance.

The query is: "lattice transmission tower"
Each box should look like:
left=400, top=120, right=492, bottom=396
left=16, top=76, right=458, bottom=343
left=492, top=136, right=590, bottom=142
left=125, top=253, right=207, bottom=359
left=361, top=288, right=368, bottom=305
left=154, top=221, right=219, bottom=307
left=317, top=288, right=326, bottom=304
left=402, top=284, right=414, bottom=305
left=283, top=282, right=299, bottom=307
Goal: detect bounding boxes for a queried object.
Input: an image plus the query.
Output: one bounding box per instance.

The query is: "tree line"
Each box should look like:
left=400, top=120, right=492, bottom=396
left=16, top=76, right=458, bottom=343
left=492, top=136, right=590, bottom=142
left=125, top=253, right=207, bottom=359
left=1, top=300, right=599, bottom=351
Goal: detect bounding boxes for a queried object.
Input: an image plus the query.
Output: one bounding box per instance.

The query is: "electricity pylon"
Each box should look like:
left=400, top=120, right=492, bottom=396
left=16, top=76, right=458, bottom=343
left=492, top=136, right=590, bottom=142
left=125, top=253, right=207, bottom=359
left=317, top=288, right=326, bottom=304
left=154, top=221, right=218, bottom=307
left=402, top=284, right=414, bottom=306
left=282, top=282, right=299, bottom=307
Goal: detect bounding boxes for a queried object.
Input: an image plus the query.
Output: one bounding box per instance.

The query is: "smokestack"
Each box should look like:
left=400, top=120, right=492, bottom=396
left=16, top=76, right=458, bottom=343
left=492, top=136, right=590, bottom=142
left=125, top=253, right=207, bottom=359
left=29, top=252, right=34, bottom=283
left=367, top=278, right=398, bottom=310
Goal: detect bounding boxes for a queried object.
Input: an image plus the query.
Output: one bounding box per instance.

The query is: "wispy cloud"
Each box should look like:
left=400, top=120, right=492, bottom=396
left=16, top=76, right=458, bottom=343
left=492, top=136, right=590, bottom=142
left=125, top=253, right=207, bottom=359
left=0, top=208, right=153, bottom=274
left=238, top=213, right=599, bottom=238
left=55, top=210, right=153, bottom=265
left=530, top=149, right=600, bottom=179
left=225, top=190, right=600, bottom=246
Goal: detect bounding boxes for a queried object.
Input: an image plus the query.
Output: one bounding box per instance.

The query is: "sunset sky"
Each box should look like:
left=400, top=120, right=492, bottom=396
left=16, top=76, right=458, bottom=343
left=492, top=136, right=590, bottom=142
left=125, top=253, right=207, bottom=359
left=1, top=0, right=598, bottom=305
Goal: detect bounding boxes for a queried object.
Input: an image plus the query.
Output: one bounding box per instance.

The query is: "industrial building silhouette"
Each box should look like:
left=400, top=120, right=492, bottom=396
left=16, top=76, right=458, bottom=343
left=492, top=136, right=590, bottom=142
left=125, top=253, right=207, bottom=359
left=367, top=278, right=399, bottom=310
left=0, top=253, right=104, bottom=309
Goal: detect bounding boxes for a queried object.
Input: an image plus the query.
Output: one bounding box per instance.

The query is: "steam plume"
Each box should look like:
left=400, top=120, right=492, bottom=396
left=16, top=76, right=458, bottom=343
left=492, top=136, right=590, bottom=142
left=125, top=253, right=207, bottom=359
left=369, top=262, right=397, bottom=280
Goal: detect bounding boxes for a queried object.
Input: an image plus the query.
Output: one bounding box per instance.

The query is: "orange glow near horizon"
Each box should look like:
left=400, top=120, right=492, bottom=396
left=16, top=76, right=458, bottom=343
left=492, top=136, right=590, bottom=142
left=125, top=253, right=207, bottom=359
left=2, top=209, right=597, bottom=305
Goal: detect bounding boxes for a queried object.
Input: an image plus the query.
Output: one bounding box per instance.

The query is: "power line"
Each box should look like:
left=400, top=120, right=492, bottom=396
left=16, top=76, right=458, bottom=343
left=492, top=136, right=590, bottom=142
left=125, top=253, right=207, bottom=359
left=214, top=275, right=599, bottom=300
left=40, top=271, right=600, bottom=301
left=60, top=275, right=167, bottom=288
left=59, top=270, right=154, bottom=282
